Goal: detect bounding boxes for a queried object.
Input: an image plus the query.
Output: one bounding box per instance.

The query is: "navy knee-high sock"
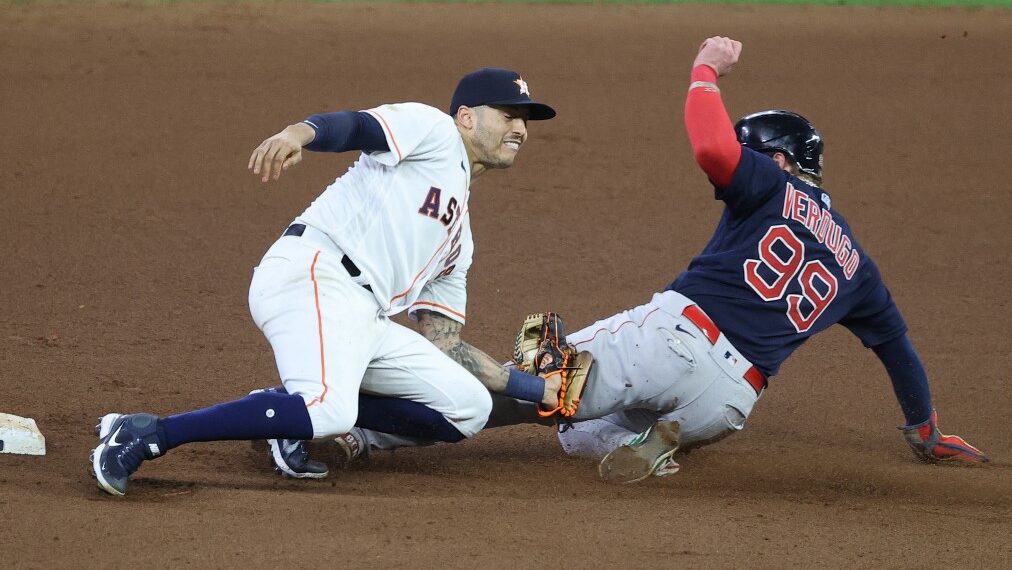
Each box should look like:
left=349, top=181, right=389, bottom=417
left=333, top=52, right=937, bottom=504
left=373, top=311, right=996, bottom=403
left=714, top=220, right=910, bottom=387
left=158, top=391, right=314, bottom=451
left=252, top=386, right=467, bottom=442
left=357, top=394, right=466, bottom=443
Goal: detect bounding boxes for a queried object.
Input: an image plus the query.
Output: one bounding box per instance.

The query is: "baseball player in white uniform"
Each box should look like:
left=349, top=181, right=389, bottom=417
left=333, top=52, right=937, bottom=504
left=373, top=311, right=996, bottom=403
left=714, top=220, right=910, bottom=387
left=91, top=68, right=563, bottom=496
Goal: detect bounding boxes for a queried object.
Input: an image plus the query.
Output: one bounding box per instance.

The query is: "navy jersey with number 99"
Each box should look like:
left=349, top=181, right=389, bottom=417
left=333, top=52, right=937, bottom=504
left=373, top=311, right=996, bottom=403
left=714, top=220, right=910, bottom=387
left=668, top=148, right=907, bottom=378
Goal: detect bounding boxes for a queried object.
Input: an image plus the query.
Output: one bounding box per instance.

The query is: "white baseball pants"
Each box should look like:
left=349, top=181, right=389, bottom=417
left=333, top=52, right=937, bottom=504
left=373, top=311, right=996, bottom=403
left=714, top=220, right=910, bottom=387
left=248, top=228, right=492, bottom=439
left=558, top=290, right=761, bottom=457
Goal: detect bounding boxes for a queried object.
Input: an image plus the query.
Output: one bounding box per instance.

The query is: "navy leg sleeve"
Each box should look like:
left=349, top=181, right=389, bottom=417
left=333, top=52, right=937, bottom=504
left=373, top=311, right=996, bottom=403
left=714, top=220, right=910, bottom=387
left=872, top=334, right=933, bottom=426
left=356, top=394, right=466, bottom=443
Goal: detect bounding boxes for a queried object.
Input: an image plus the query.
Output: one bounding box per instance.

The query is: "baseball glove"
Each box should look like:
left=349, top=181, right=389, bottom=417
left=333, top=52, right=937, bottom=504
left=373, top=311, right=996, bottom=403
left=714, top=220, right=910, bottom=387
left=513, top=312, right=593, bottom=418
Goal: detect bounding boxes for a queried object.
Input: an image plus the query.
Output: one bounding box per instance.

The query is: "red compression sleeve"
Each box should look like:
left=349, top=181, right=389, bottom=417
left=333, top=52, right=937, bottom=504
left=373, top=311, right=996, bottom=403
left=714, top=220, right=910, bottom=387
left=684, top=65, right=741, bottom=188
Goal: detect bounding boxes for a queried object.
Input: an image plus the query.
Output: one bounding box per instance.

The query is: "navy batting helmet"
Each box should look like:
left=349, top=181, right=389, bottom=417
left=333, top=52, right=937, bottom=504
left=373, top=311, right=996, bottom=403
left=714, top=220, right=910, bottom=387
left=734, top=110, right=823, bottom=180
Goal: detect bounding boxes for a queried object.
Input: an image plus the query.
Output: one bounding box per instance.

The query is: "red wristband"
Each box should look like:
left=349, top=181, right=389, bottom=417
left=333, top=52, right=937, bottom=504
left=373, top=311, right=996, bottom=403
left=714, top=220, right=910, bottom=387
left=690, top=64, right=718, bottom=84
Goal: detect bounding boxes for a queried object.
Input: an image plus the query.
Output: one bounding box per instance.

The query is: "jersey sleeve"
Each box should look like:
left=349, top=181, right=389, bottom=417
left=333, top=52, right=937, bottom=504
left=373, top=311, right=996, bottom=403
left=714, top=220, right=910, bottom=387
left=718, top=147, right=791, bottom=217
left=408, top=268, right=468, bottom=325
left=361, top=102, right=455, bottom=167
left=839, top=260, right=909, bottom=348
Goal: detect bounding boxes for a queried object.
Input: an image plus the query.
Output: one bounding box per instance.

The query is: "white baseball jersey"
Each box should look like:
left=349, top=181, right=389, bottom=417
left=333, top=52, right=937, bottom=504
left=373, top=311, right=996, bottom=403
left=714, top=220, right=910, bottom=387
left=249, top=102, right=489, bottom=439
left=296, top=102, right=474, bottom=324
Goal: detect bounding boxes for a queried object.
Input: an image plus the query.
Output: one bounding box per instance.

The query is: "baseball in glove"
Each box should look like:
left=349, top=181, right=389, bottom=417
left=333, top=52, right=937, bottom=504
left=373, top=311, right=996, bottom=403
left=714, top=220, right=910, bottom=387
left=513, top=312, right=593, bottom=418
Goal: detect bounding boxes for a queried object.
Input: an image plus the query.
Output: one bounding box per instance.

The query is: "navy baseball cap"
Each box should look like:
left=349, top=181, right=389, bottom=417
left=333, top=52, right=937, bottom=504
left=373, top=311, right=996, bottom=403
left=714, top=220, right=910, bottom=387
left=449, top=67, right=556, bottom=121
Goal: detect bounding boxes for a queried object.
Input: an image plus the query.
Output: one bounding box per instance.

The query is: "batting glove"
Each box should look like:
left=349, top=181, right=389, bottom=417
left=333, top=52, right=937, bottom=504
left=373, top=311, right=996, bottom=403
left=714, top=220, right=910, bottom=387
left=900, top=411, right=989, bottom=464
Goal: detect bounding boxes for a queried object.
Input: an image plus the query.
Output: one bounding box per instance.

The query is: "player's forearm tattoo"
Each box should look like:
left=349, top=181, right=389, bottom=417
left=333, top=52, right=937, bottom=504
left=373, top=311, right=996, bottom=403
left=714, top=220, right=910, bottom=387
left=415, top=310, right=508, bottom=391
left=415, top=309, right=462, bottom=350
left=450, top=343, right=509, bottom=392
left=447, top=342, right=486, bottom=376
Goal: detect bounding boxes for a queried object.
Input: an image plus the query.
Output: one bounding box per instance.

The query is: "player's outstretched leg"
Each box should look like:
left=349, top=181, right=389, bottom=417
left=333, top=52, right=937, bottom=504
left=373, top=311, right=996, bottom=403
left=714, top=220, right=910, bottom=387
left=91, top=389, right=317, bottom=496
left=90, top=413, right=165, bottom=497
left=598, top=420, right=681, bottom=485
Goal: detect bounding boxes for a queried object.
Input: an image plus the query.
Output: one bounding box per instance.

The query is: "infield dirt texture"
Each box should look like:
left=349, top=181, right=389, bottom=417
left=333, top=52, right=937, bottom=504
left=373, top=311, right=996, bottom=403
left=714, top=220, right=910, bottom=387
left=2, top=3, right=1011, bottom=568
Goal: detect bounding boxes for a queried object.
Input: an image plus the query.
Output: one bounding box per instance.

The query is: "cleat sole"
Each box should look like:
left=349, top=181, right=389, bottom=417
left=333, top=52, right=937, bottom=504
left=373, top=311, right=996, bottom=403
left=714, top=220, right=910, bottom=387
left=91, top=443, right=125, bottom=497
left=268, top=439, right=329, bottom=479
left=91, top=414, right=127, bottom=496
left=599, top=421, right=681, bottom=485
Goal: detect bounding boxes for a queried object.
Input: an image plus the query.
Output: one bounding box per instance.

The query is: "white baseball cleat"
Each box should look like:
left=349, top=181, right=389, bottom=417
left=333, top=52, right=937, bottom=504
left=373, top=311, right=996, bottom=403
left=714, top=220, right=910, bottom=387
left=598, top=420, right=681, bottom=484
left=334, top=429, right=366, bottom=463
left=653, top=457, right=681, bottom=477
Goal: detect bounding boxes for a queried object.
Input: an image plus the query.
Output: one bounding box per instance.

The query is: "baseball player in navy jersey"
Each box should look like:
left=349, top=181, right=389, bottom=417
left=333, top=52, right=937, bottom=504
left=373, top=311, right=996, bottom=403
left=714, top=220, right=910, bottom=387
left=89, top=68, right=579, bottom=496
left=321, top=37, right=989, bottom=484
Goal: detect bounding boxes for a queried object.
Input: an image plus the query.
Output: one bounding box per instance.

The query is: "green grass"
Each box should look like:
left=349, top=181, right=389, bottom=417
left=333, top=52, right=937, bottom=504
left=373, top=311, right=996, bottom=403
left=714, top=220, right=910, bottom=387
left=323, top=0, right=1011, bottom=4
left=355, top=0, right=1011, bottom=5
left=3, top=0, right=1009, bottom=7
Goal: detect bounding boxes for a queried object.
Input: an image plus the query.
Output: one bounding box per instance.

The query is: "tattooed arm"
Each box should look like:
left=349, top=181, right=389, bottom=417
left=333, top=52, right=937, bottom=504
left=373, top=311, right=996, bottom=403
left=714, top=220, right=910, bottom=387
left=415, top=309, right=508, bottom=391
left=414, top=309, right=559, bottom=406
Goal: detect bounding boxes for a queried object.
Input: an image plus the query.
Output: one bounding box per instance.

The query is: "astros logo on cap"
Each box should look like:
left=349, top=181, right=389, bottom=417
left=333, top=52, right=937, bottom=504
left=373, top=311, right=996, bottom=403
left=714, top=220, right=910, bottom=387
left=449, top=68, right=555, bottom=120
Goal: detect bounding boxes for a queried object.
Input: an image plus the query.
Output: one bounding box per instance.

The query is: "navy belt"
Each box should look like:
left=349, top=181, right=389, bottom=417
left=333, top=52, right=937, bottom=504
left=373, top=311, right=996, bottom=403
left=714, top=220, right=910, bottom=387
left=283, top=224, right=372, bottom=292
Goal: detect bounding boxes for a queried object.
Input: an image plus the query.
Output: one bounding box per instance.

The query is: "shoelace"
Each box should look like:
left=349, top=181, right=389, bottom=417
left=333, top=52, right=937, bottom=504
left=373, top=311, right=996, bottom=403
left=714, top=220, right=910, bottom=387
left=115, top=437, right=148, bottom=474
left=281, top=440, right=308, bottom=463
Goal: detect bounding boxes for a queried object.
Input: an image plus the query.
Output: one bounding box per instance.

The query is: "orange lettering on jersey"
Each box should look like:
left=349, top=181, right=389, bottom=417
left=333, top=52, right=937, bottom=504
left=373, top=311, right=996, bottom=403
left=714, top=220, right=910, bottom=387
left=418, top=186, right=442, bottom=219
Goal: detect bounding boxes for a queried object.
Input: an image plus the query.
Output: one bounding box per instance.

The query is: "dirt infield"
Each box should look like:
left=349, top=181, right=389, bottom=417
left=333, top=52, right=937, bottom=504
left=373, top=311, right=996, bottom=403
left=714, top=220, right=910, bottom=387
left=2, top=3, right=1010, bottom=568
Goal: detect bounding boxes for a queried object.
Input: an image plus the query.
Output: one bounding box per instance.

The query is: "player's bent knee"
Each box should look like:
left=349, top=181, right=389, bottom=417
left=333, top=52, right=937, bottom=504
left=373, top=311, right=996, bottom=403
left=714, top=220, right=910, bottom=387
left=306, top=401, right=358, bottom=439
left=723, top=403, right=747, bottom=431
left=558, top=429, right=611, bottom=459
left=449, top=384, right=493, bottom=438
left=680, top=404, right=749, bottom=451
left=311, top=417, right=357, bottom=439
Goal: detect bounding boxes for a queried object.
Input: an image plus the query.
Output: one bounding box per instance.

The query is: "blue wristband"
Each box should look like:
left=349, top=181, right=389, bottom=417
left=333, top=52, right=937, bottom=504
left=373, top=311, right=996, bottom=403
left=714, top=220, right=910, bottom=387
left=504, top=368, right=546, bottom=403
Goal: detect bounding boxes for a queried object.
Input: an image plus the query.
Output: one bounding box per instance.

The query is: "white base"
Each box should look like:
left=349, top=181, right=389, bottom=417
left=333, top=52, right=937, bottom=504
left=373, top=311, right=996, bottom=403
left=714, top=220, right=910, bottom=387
left=0, top=413, right=46, bottom=455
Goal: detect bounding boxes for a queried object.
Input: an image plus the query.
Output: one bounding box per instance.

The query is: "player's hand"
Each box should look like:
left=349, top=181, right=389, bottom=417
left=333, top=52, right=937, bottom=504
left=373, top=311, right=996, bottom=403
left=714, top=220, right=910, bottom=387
left=541, top=372, right=562, bottom=409
left=248, top=122, right=315, bottom=183
left=693, top=36, right=742, bottom=77
left=900, top=411, right=989, bottom=464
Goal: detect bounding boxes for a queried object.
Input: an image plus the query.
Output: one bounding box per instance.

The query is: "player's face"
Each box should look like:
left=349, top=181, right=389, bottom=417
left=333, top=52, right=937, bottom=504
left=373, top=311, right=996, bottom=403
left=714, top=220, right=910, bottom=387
left=471, top=105, right=529, bottom=169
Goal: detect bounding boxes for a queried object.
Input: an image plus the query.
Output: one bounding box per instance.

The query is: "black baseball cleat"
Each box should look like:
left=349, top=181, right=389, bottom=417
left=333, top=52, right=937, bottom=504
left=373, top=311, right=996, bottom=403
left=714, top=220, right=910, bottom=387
left=90, top=413, right=164, bottom=496
left=267, top=438, right=329, bottom=479
left=247, top=386, right=329, bottom=478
